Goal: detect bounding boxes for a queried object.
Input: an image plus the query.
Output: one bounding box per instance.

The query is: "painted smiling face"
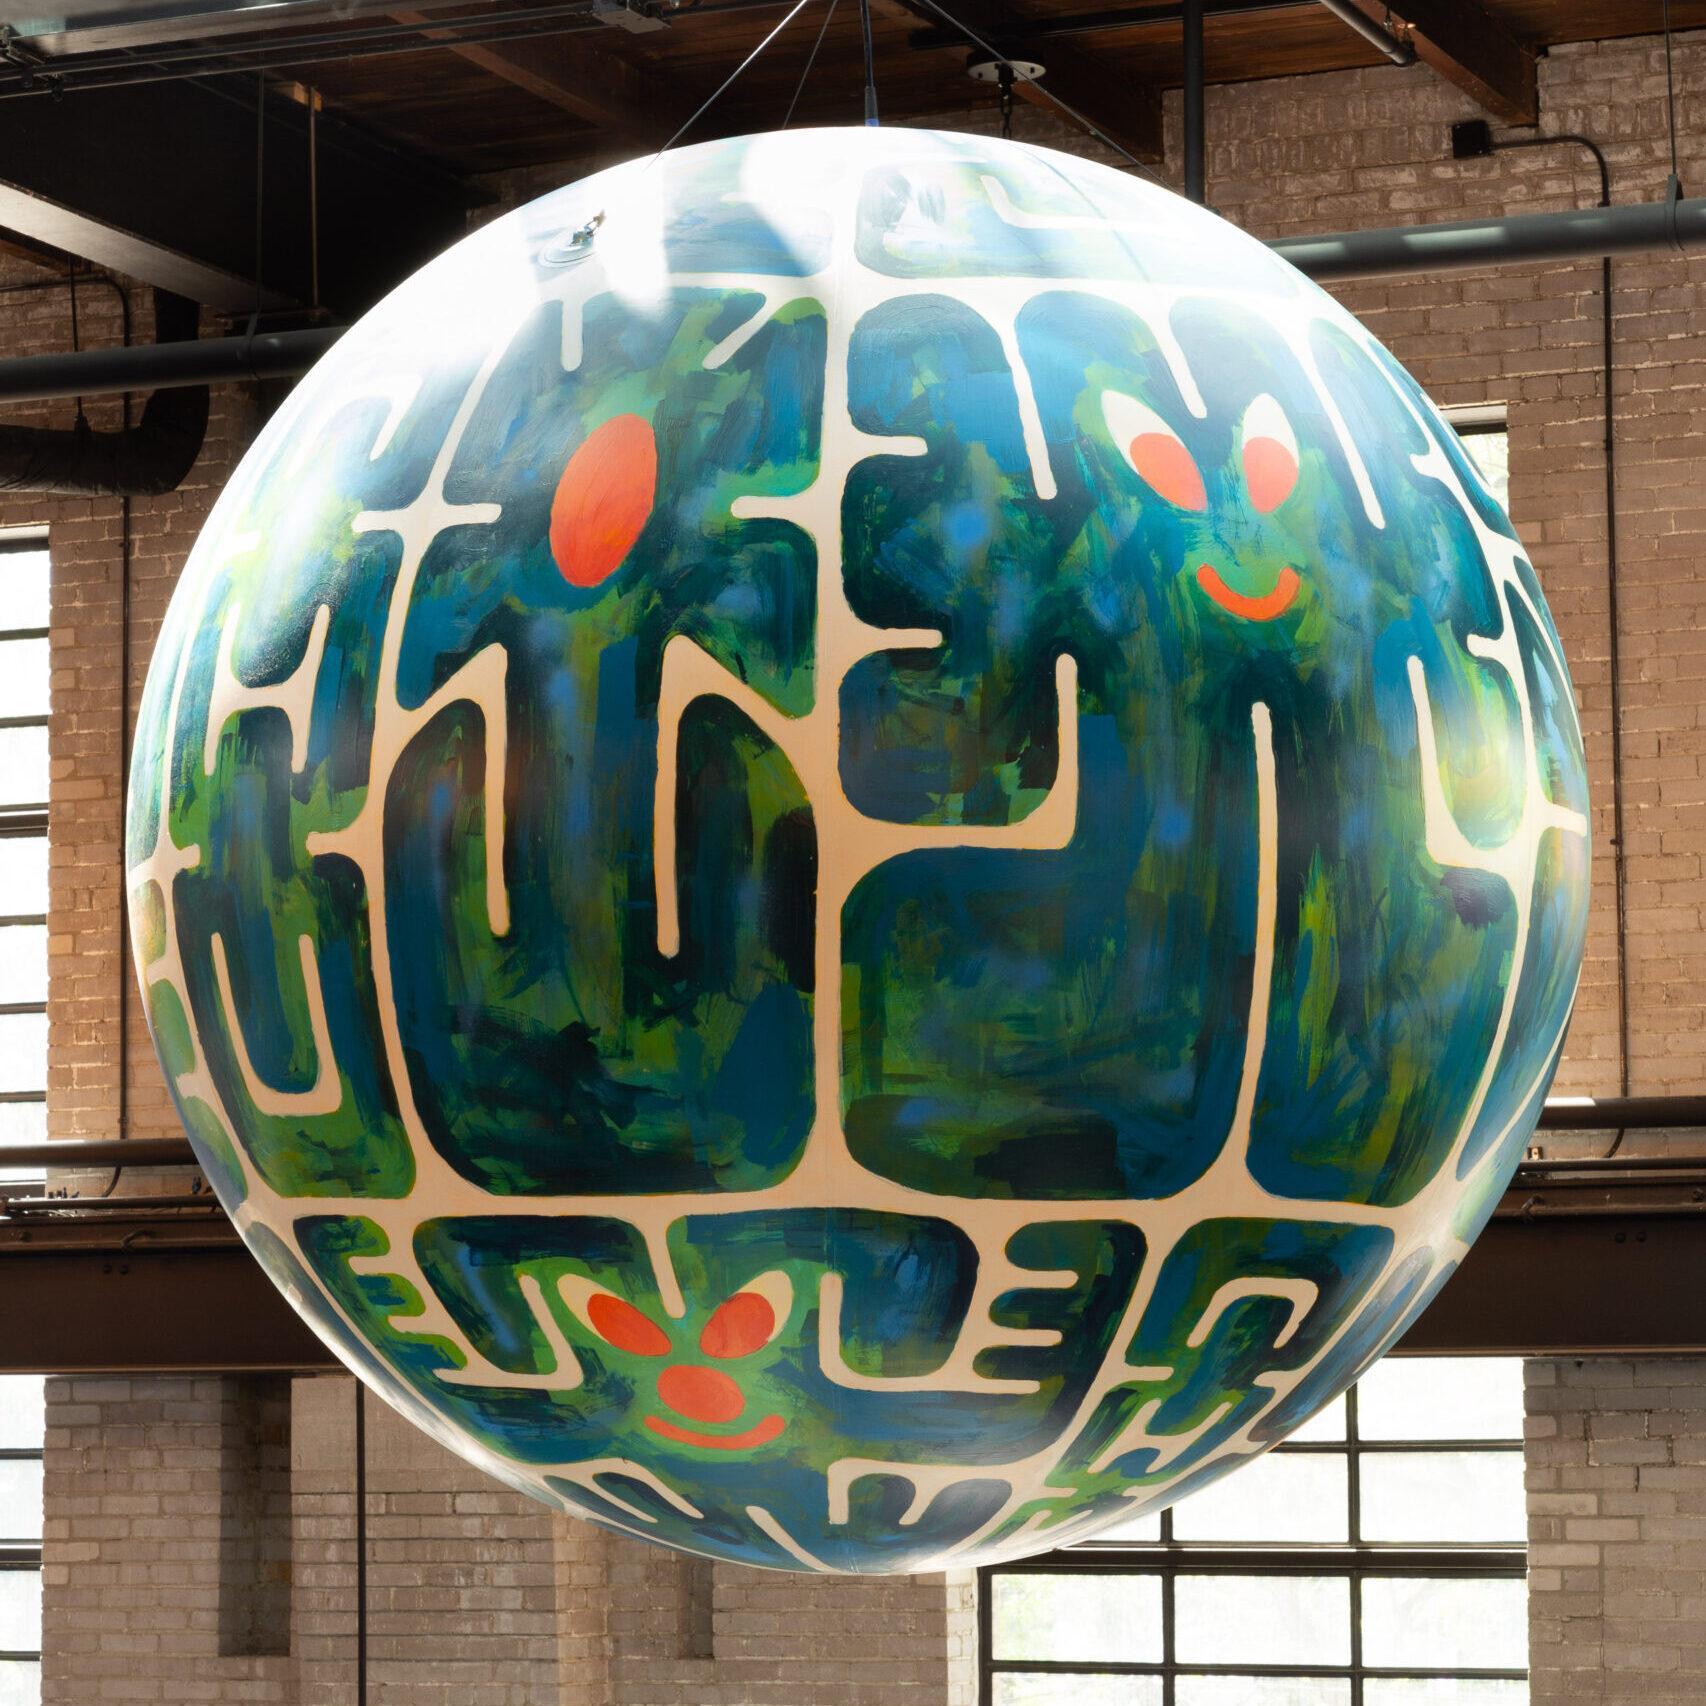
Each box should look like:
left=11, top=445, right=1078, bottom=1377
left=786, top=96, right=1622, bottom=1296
left=1102, top=386, right=1304, bottom=624
left=562, top=1269, right=795, bottom=1452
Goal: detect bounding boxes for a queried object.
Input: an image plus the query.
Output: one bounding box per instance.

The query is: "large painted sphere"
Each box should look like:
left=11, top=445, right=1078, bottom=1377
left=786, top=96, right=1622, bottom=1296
left=128, top=128, right=1589, bottom=1572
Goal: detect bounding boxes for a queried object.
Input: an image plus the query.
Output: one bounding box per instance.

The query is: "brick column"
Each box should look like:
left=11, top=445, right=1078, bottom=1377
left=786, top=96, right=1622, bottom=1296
left=1527, top=1358, right=1706, bottom=1704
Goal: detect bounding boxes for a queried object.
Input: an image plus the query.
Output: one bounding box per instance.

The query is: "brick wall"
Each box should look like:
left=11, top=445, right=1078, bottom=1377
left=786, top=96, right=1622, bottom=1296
left=1527, top=1359, right=1706, bottom=1703
left=24, top=21, right=1706, bottom=1706
left=41, top=1374, right=974, bottom=1705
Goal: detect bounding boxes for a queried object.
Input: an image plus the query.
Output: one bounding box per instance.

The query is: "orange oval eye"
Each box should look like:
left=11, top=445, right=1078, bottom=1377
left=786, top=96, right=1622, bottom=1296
left=1239, top=394, right=1299, bottom=514
left=1101, top=390, right=1207, bottom=512
left=549, top=412, right=657, bottom=588
left=1130, top=433, right=1207, bottom=511
left=700, top=1292, right=776, bottom=1359
left=1243, top=437, right=1298, bottom=513
left=586, top=1292, right=671, bottom=1356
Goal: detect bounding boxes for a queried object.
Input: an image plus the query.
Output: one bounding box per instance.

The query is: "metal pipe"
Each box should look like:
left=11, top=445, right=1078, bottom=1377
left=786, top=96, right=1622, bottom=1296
left=0, top=324, right=343, bottom=404
left=355, top=1381, right=368, bottom=1706
left=0, top=1137, right=197, bottom=1169
left=1537, top=1095, right=1706, bottom=1131
left=1182, top=0, right=1205, bottom=204
left=0, top=195, right=1700, bottom=402
left=1272, top=193, right=1706, bottom=280
left=1315, top=0, right=1415, bottom=65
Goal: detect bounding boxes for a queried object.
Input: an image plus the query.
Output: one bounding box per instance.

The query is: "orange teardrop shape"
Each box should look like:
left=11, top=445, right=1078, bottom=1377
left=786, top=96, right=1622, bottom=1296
left=549, top=412, right=657, bottom=588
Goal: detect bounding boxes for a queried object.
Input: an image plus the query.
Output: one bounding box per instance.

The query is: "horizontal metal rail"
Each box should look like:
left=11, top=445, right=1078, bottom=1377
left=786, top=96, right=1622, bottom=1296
left=1271, top=192, right=1706, bottom=280
left=0, top=194, right=1695, bottom=403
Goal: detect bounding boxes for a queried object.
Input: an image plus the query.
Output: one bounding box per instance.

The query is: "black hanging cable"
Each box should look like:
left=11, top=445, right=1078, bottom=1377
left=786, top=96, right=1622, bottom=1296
left=858, top=0, right=877, bottom=125
left=253, top=70, right=266, bottom=323
left=997, top=59, right=1014, bottom=140
left=1663, top=0, right=1681, bottom=187
left=783, top=0, right=837, bottom=130
left=898, top=0, right=1162, bottom=180
left=653, top=0, right=813, bottom=159
left=66, top=262, right=87, bottom=431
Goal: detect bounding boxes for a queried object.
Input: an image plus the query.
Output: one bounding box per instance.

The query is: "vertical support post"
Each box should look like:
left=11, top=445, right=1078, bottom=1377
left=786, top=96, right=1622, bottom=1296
left=354, top=1381, right=368, bottom=1706
left=1182, top=0, right=1205, bottom=204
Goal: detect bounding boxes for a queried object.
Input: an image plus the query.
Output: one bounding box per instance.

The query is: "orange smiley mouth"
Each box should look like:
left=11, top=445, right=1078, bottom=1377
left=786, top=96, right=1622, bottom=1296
left=1196, top=562, right=1301, bottom=622
left=643, top=1413, right=787, bottom=1451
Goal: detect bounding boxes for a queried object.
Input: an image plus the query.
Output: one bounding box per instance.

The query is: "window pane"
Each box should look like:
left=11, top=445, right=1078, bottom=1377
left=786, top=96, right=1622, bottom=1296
left=0, top=840, right=46, bottom=918
left=1288, top=1394, right=1347, bottom=1442
left=1179, top=1680, right=1352, bottom=1706
left=0, top=1379, right=43, bottom=1451
left=1360, top=1451, right=1525, bottom=1543
left=0, top=641, right=46, bottom=723
left=0, top=928, right=44, bottom=1007
left=0, top=549, right=48, bottom=632
left=1174, top=1577, right=1350, bottom=1667
left=0, top=1572, right=41, bottom=1652
left=0, top=729, right=47, bottom=811
left=994, top=1676, right=1162, bottom=1706
left=0, top=1102, right=45, bottom=1185
left=992, top=1574, right=1163, bottom=1664
left=1171, top=1451, right=1348, bottom=1543
left=0, top=1462, right=41, bottom=1544
left=1361, top=1577, right=1527, bottom=1671
left=1356, top=1357, right=1523, bottom=1440
left=1460, top=431, right=1510, bottom=510
left=1365, top=1682, right=1526, bottom=1705
left=1090, top=1507, right=1161, bottom=1542
left=0, top=1660, right=40, bottom=1706
left=0, top=1014, right=47, bottom=1093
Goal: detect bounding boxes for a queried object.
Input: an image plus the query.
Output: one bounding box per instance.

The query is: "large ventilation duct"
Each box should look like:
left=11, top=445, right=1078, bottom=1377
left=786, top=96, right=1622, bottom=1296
left=0, top=289, right=208, bottom=495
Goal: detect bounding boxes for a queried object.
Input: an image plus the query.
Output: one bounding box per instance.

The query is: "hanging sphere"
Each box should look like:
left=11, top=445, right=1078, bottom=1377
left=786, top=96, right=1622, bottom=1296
left=127, top=128, right=1589, bottom=1572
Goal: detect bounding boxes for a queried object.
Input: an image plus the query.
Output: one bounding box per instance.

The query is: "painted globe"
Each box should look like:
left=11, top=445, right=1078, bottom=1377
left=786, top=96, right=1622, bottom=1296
left=127, top=127, right=1589, bottom=1572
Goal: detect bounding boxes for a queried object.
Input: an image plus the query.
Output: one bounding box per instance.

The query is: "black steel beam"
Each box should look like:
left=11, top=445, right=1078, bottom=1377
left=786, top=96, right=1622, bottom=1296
left=2, top=1154, right=1702, bottom=1370
left=0, top=78, right=482, bottom=313
left=0, top=1241, right=334, bottom=1373
left=1394, top=1213, right=1706, bottom=1356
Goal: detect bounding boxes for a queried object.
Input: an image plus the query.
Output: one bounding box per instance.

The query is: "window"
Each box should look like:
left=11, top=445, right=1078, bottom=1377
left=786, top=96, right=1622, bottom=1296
left=0, top=1376, right=43, bottom=1705
left=0, top=533, right=49, bottom=1189
left=981, top=1357, right=1528, bottom=1706
left=1443, top=403, right=1510, bottom=511
left=0, top=532, right=48, bottom=1706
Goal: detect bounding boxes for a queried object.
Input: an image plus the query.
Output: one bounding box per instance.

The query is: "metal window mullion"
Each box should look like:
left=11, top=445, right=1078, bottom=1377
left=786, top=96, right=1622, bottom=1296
left=0, top=717, right=48, bottom=732
left=983, top=1659, right=1527, bottom=1680
left=0, top=628, right=47, bottom=643
left=0, top=917, right=46, bottom=929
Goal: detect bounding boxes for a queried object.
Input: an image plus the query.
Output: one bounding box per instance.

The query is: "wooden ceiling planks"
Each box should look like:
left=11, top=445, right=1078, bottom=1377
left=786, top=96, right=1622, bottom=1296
left=30, top=0, right=1706, bottom=175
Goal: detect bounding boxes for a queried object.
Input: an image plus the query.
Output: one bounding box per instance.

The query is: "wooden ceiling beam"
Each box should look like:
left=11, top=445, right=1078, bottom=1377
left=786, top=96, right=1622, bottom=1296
left=1335, top=0, right=1536, bottom=123
left=389, top=9, right=696, bottom=142
left=876, top=0, right=1164, bottom=165
left=1013, top=39, right=1166, bottom=163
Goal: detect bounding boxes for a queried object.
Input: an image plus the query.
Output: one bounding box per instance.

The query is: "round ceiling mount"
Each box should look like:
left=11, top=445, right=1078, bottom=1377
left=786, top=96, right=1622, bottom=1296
left=966, top=52, right=1044, bottom=83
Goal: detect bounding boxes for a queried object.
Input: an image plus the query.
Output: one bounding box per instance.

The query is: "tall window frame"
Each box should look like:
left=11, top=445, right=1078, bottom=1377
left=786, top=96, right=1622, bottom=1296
left=0, top=529, right=50, bottom=1192
left=979, top=1360, right=1529, bottom=1706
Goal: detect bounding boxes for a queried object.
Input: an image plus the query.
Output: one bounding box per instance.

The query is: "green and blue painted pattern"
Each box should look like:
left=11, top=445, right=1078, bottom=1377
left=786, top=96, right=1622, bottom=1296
left=126, top=129, right=1589, bottom=1573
